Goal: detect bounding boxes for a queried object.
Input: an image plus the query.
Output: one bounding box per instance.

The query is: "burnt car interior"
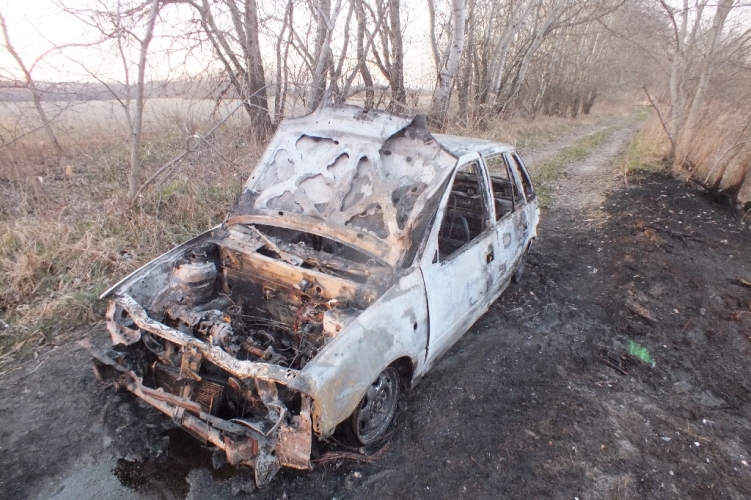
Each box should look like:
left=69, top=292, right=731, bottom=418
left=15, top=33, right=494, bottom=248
left=438, top=161, right=490, bottom=259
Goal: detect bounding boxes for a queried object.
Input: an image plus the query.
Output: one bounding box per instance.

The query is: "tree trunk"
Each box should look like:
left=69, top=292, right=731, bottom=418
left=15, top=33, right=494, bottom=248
left=484, top=0, right=536, bottom=108
left=457, top=9, right=475, bottom=118
left=0, top=10, right=63, bottom=156
left=274, top=0, right=293, bottom=122
left=355, top=0, right=375, bottom=108
left=128, top=0, right=160, bottom=200
left=430, top=0, right=467, bottom=129
left=369, top=0, right=406, bottom=110
left=498, top=4, right=561, bottom=115
left=673, top=0, right=734, bottom=170
left=307, top=0, right=343, bottom=112
left=387, top=0, right=406, bottom=107
left=225, top=0, right=272, bottom=140
left=582, top=88, right=596, bottom=114
left=193, top=0, right=272, bottom=140
left=243, top=0, right=272, bottom=140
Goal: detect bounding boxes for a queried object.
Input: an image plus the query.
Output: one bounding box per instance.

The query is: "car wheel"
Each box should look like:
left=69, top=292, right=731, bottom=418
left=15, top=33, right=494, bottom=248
left=512, top=248, right=528, bottom=284
left=351, top=366, right=400, bottom=445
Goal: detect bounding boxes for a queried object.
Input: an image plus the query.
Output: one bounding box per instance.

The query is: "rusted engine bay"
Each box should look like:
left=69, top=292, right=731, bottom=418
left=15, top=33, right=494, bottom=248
left=94, top=222, right=392, bottom=485
left=150, top=224, right=385, bottom=372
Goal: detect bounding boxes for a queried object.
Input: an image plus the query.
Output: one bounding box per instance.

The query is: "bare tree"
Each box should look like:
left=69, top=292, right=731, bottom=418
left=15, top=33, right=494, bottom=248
left=273, top=0, right=294, bottom=121
left=353, top=0, right=376, bottom=108
left=126, top=0, right=161, bottom=199
left=0, top=9, right=64, bottom=156
left=369, top=0, right=406, bottom=110
left=661, top=0, right=734, bottom=169
left=61, top=0, right=164, bottom=199
left=187, top=0, right=272, bottom=140
left=429, top=0, right=467, bottom=128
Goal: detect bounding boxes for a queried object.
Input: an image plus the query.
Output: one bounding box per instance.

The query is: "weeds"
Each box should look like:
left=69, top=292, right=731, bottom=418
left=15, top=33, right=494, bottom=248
left=0, top=179, right=241, bottom=356
left=443, top=112, right=610, bottom=151
left=0, top=114, right=251, bottom=364
left=623, top=114, right=671, bottom=176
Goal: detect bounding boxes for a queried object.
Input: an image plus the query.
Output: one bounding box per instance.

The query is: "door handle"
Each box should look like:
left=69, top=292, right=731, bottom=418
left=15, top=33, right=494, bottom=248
left=486, top=250, right=494, bottom=264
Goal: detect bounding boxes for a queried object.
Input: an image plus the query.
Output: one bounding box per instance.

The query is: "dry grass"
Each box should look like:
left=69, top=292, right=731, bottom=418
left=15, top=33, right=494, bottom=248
left=0, top=104, right=259, bottom=364
left=623, top=106, right=751, bottom=209
left=442, top=111, right=610, bottom=151
left=623, top=112, right=672, bottom=176
left=683, top=106, right=751, bottom=204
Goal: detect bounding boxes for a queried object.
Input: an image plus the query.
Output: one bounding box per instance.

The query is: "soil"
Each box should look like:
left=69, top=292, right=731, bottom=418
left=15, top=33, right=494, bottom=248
left=2, top=120, right=751, bottom=499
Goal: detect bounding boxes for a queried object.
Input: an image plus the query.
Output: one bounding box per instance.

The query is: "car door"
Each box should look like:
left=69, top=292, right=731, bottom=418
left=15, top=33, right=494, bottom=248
left=483, top=153, right=523, bottom=291
left=510, top=152, right=539, bottom=245
left=505, top=152, right=537, bottom=251
left=420, top=153, right=502, bottom=364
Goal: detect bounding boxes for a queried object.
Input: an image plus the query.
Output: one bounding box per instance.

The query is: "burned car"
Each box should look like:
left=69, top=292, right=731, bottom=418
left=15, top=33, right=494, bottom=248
left=87, top=104, right=539, bottom=486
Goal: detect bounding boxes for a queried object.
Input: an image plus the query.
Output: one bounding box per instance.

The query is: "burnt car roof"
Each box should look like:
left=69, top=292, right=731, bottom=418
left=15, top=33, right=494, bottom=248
left=432, top=133, right=514, bottom=158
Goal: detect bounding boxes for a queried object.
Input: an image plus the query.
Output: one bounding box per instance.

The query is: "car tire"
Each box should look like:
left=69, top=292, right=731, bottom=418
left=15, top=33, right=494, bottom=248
left=350, top=366, right=400, bottom=445
left=512, top=248, right=528, bottom=284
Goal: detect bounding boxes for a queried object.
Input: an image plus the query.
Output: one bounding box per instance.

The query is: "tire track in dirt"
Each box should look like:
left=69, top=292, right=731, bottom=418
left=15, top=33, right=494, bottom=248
left=521, top=120, right=623, bottom=170
left=548, top=121, right=639, bottom=215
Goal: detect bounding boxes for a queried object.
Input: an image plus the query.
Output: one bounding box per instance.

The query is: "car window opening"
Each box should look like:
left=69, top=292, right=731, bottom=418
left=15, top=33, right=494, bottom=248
left=437, top=161, right=490, bottom=260
left=512, top=154, right=535, bottom=201
left=485, top=154, right=518, bottom=220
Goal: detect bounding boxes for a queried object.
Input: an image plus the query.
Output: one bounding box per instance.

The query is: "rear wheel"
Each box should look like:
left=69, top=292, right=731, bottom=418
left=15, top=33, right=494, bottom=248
left=351, top=366, right=400, bottom=445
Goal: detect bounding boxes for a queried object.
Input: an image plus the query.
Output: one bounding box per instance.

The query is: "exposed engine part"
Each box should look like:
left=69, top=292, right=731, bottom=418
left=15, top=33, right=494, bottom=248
left=173, top=258, right=217, bottom=305
left=153, top=362, right=225, bottom=415
left=162, top=294, right=348, bottom=371
left=209, top=322, right=233, bottom=346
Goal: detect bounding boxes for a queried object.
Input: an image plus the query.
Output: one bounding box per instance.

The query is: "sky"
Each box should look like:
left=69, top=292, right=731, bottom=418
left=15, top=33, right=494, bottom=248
left=0, top=0, right=438, bottom=88
left=0, top=0, right=91, bottom=81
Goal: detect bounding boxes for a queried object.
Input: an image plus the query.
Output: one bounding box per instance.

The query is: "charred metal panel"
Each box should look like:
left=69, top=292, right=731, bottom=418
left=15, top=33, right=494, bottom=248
left=215, top=241, right=380, bottom=305
left=231, top=106, right=458, bottom=267
left=420, top=153, right=506, bottom=366
left=432, top=133, right=514, bottom=158
left=299, top=269, right=428, bottom=436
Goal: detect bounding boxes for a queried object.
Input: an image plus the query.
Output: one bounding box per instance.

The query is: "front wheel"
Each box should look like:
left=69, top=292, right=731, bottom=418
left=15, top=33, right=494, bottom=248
left=351, top=366, right=400, bottom=445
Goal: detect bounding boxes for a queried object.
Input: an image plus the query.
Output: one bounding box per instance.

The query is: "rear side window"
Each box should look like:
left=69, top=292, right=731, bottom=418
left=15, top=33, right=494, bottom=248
left=484, top=155, right=517, bottom=220
left=510, top=154, right=535, bottom=201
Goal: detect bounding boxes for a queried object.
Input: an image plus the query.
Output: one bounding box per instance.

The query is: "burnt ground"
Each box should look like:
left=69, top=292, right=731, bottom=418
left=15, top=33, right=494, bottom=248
left=2, top=124, right=751, bottom=499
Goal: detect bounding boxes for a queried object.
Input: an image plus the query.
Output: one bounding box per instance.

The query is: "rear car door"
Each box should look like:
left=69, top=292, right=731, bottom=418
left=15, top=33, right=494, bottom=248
left=484, top=153, right=523, bottom=288
left=505, top=152, right=538, bottom=251
left=421, top=154, right=502, bottom=363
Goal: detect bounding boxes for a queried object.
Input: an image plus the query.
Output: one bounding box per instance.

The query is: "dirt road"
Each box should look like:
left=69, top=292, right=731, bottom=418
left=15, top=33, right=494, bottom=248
left=2, top=119, right=751, bottom=499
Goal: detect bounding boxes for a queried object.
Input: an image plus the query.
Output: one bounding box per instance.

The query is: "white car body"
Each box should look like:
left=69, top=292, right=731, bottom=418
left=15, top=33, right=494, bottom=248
left=87, top=104, right=539, bottom=486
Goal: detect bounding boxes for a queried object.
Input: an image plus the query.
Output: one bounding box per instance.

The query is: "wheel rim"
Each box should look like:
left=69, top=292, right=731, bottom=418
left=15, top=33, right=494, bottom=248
left=353, top=367, right=399, bottom=444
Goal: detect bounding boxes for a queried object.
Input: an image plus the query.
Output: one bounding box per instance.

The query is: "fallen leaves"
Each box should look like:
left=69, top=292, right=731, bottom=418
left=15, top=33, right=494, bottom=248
left=625, top=298, right=657, bottom=323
